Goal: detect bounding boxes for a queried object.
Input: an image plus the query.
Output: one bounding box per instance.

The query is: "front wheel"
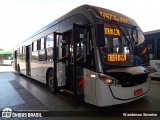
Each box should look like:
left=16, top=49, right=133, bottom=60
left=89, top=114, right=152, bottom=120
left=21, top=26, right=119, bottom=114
left=47, top=69, right=55, bottom=93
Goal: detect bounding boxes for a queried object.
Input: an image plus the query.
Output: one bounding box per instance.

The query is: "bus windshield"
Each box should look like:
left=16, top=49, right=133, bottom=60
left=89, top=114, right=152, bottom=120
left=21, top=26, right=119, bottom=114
left=99, top=22, right=149, bottom=69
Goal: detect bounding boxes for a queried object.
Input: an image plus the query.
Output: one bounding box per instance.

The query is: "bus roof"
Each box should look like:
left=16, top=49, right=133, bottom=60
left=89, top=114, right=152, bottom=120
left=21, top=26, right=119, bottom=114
left=16, top=4, right=139, bottom=48
left=28, top=5, right=138, bottom=38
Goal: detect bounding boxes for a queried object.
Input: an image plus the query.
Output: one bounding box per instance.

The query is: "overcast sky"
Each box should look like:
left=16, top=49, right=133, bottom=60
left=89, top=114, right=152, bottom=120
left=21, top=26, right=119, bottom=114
left=0, top=0, right=159, bottom=50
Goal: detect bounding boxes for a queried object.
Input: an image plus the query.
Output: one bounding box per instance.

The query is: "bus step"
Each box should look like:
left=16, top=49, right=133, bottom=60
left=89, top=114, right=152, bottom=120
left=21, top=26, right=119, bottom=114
left=63, top=89, right=84, bottom=96
left=63, top=89, right=74, bottom=95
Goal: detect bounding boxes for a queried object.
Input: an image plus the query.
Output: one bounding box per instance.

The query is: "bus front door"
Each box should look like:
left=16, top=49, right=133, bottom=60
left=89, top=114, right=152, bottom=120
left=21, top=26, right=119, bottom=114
left=54, top=32, right=66, bottom=88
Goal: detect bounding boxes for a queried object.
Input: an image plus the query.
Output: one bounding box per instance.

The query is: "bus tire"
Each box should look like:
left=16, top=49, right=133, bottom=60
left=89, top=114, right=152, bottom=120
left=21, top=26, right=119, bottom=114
left=47, top=69, right=55, bottom=93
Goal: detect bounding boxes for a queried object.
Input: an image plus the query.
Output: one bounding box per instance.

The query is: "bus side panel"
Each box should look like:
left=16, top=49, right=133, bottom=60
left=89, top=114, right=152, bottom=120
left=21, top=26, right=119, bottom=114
left=84, top=68, right=114, bottom=106
left=84, top=68, right=97, bottom=105
left=19, top=62, right=26, bottom=75
left=30, top=62, right=51, bottom=84
left=95, top=78, right=114, bottom=107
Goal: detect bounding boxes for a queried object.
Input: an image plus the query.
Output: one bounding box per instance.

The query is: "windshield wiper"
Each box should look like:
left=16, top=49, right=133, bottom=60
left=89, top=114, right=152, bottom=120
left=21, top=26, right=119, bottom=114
left=110, top=20, right=130, bottom=46
left=131, top=26, right=138, bottom=46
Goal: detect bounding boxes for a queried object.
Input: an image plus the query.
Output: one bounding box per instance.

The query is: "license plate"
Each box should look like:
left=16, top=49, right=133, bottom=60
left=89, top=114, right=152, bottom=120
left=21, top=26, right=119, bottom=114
left=134, top=88, right=143, bottom=96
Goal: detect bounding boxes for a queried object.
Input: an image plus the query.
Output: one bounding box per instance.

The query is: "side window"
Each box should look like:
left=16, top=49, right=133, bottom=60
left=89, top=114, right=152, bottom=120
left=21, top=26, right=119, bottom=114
left=19, top=47, right=23, bottom=61
left=41, top=37, right=45, bottom=50
left=47, top=48, right=53, bottom=61
left=37, top=39, right=41, bottom=50
left=34, top=41, right=37, bottom=51
left=147, top=44, right=153, bottom=60
left=157, top=39, right=160, bottom=59
left=32, top=51, right=39, bottom=62
left=32, top=41, right=39, bottom=62
left=32, top=42, right=34, bottom=51
left=20, top=47, right=23, bottom=54
left=46, top=34, right=53, bottom=48
left=146, top=39, right=154, bottom=60
left=22, top=46, right=25, bottom=61
left=39, top=49, right=46, bottom=61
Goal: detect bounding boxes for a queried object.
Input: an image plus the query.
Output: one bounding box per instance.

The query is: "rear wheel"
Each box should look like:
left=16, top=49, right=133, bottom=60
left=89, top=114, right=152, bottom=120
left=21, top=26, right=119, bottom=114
left=47, top=69, right=55, bottom=92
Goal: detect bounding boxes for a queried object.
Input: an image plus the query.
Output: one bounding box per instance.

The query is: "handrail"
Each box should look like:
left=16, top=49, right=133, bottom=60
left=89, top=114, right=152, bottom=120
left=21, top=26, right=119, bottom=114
left=56, top=52, right=83, bottom=63
left=76, top=56, right=83, bottom=61
left=56, top=52, right=72, bottom=63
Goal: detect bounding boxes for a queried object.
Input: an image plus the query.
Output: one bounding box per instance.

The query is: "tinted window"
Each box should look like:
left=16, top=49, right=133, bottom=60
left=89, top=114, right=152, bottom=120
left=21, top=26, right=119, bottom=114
left=19, top=47, right=23, bottom=61
left=157, top=39, right=160, bottom=59
left=41, top=37, right=45, bottom=50
left=47, top=48, right=53, bottom=61
left=146, top=39, right=154, bottom=60
left=37, top=40, right=41, bottom=50
left=39, top=50, right=46, bottom=61
left=46, top=34, right=53, bottom=48
left=32, top=51, right=38, bottom=62
left=33, top=41, right=37, bottom=51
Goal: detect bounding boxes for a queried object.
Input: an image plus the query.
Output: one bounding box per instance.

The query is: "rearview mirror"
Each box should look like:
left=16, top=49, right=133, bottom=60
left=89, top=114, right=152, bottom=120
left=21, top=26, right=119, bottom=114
left=96, top=24, right=105, bottom=47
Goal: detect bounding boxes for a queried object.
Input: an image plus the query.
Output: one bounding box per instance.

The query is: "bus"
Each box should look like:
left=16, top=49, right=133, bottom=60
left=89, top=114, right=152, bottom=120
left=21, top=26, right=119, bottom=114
left=0, top=51, right=13, bottom=65
left=13, top=5, right=154, bottom=107
left=144, top=30, right=160, bottom=79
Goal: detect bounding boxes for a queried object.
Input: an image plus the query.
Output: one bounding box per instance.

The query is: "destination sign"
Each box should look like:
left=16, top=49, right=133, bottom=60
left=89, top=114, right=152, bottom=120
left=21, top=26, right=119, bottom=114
left=99, top=10, right=128, bottom=24
left=107, top=54, right=127, bottom=62
left=104, top=27, right=120, bottom=36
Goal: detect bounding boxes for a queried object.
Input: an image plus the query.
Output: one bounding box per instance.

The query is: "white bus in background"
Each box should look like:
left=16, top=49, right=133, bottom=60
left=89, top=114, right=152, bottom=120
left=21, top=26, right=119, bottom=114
left=0, top=51, right=13, bottom=66
left=13, top=5, right=154, bottom=107
left=145, top=30, right=160, bottom=79
left=3, top=60, right=13, bottom=65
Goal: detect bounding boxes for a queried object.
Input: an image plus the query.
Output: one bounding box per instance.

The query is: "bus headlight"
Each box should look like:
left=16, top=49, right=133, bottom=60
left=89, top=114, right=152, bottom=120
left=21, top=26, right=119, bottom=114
left=98, top=73, right=121, bottom=86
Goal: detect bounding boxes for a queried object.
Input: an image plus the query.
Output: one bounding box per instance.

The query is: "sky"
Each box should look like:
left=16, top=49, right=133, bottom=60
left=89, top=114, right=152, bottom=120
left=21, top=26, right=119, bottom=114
left=0, top=0, right=160, bottom=50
